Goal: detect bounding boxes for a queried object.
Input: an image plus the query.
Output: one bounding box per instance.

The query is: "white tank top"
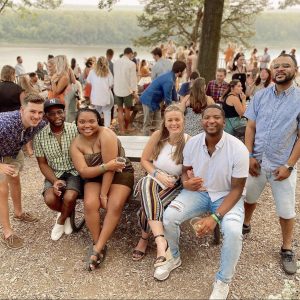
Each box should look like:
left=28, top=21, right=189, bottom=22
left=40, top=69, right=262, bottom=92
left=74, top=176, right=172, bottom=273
left=153, top=134, right=188, bottom=176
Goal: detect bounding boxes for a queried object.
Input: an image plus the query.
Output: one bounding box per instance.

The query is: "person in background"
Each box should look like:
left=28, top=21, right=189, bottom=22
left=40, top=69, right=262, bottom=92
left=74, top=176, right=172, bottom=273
left=87, top=56, right=114, bottom=128
left=177, top=71, right=200, bottom=99
left=222, top=80, right=247, bottom=136
left=36, top=62, right=48, bottom=81
left=15, top=56, right=26, bottom=77
left=140, top=61, right=186, bottom=135
left=113, top=47, right=138, bottom=134
left=231, top=53, right=247, bottom=93
left=249, top=68, right=273, bottom=98
left=71, top=108, right=134, bottom=271
left=71, top=58, right=82, bottom=81
left=224, top=43, right=235, bottom=70
left=206, top=68, right=229, bottom=104
left=139, top=60, right=151, bottom=78
left=132, top=105, right=189, bottom=274
left=29, top=72, right=43, bottom=94
left=243, top=54, right=300, bottom=275
left=0, top=94, right=45, bottom=249
left=175, top=46, right=186, bottom=62
left=259, top=47, right=271, bottom=69
left=151, top=47, right=173, bottom=81
left=106, top=49, right=114, bottom=76
left=0, top=65, right=24, bottom=113
left=180, top=77, right=215, bottom=136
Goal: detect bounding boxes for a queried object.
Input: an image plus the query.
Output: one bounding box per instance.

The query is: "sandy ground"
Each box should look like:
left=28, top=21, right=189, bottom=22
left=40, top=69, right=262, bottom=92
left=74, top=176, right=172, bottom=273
left=0, top=157, right=299, bottom=299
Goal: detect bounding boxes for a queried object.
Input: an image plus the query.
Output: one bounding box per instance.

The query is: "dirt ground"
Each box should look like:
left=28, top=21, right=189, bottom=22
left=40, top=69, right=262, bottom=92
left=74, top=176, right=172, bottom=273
left=0, top=157, right=299, bottom=299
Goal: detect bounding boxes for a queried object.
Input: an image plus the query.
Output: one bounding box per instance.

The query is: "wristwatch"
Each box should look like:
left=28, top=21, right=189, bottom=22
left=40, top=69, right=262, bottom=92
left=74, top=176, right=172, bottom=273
left=284, top=164, right=294, bottom=172
left=215, top=212, right=223, bottom=222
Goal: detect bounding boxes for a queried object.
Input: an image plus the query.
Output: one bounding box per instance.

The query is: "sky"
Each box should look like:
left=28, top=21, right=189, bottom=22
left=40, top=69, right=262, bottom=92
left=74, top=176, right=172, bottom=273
left=63, top=0, right=141, bottom=6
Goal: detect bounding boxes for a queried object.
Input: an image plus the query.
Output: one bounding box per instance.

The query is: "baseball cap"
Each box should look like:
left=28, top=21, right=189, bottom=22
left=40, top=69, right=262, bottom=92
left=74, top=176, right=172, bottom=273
left=44, top=98, right=65, bottom=112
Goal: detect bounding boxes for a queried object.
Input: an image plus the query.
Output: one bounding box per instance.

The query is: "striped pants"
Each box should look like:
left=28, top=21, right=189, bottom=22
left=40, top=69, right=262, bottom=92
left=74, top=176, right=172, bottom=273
left=137, top=175, right=182, bottom=233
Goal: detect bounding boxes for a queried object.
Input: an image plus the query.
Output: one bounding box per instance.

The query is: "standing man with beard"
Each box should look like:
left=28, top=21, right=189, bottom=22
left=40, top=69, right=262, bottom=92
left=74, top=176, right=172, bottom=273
left=33, top=99, right=81, bottom=241
left=243, top=54, right=300, bottom=274
left=140, top=61, right=186, bottom=135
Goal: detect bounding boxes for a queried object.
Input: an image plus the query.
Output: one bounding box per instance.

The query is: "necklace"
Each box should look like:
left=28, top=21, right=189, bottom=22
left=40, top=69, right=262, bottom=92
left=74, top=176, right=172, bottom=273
left=52, top=130, right=63, bottom=136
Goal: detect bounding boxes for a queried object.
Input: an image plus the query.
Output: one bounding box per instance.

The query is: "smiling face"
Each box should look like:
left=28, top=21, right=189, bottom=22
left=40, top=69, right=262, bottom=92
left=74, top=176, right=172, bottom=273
left=164, top=110, right=184, bottom=135
left=260, top=69, right=270, bottom=81
left=76, top=111, right=100, bottom=137
left=271, top=56, right=297, bottom=85
left=45, top=106, right=65, bottom=128
left=21, top=102, right=44, bottom=128
left=202, top=107, right=225, bottom=136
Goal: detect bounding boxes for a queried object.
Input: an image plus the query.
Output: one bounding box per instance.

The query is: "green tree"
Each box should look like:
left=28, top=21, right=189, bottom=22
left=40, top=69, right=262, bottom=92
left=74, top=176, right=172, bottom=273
left=0, top=0, right=62, bottom=15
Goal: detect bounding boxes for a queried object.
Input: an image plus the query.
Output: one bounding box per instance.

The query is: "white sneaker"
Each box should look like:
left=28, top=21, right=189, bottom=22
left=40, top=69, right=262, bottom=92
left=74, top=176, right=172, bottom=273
left=51, top=213, right=64, bottom=241
left=153, top=256, right=181, bottom=281
left=209, top=280, right=229, bottom=300
left=64, top=217, right=73, bottom=235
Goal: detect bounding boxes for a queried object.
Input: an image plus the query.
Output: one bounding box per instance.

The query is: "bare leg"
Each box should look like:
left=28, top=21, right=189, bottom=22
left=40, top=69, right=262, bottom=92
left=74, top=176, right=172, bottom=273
left=59, top=190, right=78, bottom=224
left=280, top=217, right=294, bottom=250
left=94, top=184, right=131, bottom=253
left=243, top=202, right=257, bottom=226
left=7, top=175, right=22, bottom=217
left=0, top=178, right=13, bottom=238
left=84, top=182, right=101, bottom=243
left=44, top=188, right=62, bottom=213
left=117, top=106, right=125, bottom=134
left=124, top=107, right=133, bottom=130
left=149, top=220, right=168, bottom=259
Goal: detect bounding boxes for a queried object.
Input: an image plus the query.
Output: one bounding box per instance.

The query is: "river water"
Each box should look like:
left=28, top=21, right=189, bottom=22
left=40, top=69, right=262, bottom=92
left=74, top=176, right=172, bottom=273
left=0, top=44, right=299, bottom=73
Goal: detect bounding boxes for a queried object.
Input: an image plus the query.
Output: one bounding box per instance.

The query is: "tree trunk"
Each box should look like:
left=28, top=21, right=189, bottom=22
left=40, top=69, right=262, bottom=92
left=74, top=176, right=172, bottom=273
left=197, top=0, right=224, bottom=82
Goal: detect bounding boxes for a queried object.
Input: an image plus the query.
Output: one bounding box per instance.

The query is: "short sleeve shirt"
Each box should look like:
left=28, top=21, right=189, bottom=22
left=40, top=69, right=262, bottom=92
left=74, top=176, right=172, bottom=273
left=183, top=132, right=249, bottom=202
left=33, top=122, right=78, bottom=178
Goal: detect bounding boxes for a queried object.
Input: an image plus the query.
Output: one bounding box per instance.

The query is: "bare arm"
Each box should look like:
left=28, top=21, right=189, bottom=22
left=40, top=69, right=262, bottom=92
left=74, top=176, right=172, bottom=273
left=51, top=74, right=69, bottom=95
left=245, top=119, right=260, bottom=177
left=227, top=94, right=246, bottom=116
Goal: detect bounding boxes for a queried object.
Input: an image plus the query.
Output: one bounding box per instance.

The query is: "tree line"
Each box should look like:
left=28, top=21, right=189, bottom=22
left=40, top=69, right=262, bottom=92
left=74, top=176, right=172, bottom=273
left=0, top=9, right=299, bottom=47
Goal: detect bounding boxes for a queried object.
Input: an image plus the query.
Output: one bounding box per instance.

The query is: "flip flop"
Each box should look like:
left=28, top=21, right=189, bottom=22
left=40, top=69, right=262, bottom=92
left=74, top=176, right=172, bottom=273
left=86, top=244, right=108, bottom=271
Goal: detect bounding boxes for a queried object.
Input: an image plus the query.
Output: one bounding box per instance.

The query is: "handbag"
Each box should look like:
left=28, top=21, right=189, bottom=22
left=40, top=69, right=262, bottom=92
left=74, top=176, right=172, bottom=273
left=228, top=117, right=247, bottom=138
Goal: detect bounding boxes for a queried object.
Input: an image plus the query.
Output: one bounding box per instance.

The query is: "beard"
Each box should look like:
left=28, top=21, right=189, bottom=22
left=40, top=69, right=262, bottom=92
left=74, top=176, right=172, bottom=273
left=273, top=73, right=295, bottom=84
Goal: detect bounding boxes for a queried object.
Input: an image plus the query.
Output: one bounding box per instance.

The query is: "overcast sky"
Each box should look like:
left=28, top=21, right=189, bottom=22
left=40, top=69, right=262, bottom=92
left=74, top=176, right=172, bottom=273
left=63, top=0, right=141, bottom=6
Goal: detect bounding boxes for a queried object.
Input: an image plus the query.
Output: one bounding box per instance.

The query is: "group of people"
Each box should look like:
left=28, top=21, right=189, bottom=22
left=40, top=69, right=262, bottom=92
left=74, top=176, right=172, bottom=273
left=0, top=46, right=299, bottom=299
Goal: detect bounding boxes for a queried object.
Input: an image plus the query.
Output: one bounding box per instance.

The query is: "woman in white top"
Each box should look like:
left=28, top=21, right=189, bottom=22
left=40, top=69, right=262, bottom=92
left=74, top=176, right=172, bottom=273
left=132, top=105, right=190, bottom=273
left=87, top=56, right=114, bottom=127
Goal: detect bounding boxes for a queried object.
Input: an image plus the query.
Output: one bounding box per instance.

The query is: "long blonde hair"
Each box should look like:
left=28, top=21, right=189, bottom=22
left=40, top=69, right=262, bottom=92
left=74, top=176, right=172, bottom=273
left=95, top=56, right=109, bottom=77
left=54, top=55, right=69, bottom=76
left=18, top=75, right=36, bottom=96
left=152, top=104, right=185, bottom=165
left=1, top=65, right=15, bottom=81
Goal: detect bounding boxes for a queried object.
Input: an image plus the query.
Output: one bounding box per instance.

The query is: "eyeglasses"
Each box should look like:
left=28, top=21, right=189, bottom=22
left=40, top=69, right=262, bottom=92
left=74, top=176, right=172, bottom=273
left=46, top=110, right=64, bottom=117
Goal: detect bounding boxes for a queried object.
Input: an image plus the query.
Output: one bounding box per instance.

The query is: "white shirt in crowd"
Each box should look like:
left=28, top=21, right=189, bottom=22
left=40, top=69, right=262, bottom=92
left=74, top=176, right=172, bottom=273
left=15, top=63, right=26, bottom=76
left=87, top=70, right=113, bottom=107
left=113, top=56, right=137, bottom=97
left=183, top=131, right=249, bottom=202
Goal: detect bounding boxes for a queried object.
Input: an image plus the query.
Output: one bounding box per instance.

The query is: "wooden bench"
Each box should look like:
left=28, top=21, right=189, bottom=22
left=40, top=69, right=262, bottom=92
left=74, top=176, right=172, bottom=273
left=118, top=135, right=150, bottom=162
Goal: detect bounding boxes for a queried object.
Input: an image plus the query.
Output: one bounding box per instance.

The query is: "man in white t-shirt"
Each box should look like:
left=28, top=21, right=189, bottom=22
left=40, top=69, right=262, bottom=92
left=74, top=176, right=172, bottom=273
left=15, top=56, right=26, bottom=77
left=154, top=105, right=249, bottom=300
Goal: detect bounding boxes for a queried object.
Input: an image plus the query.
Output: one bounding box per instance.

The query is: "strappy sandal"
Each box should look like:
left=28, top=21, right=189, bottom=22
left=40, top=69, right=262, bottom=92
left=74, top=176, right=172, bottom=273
left=132, top=236, right=149, bottom=261
left=87, top=244, right=108, bottom=271
left=154, top=234, right=173, bottom=268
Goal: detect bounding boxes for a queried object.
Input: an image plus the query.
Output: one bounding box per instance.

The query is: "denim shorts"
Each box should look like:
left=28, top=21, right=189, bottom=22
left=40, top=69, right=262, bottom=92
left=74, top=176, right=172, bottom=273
left=245, top=168, right=296, bottom=219
left=43, top=172, right=82, bottom=195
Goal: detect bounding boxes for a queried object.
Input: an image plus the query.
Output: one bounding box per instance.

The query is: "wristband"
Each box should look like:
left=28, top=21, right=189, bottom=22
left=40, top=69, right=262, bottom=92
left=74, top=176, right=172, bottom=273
left=249, top=153, right=254, bottom=158
left=211, top=213, right=221, bottom=225
left=100, top=164, right=106, bottom=173
left=152, top=169, right=158, bottom=178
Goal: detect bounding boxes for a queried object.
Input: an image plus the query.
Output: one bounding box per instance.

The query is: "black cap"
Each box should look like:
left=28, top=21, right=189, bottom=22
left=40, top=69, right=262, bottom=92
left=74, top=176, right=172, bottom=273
left=44, top=98, right=65, bottom=112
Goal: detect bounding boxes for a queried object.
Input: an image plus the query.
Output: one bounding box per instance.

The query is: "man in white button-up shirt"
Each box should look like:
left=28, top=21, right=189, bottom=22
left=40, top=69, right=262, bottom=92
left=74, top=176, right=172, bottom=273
left=154, top=105, right=249, bottom=300
left=113, top=47, right=137, bottom=134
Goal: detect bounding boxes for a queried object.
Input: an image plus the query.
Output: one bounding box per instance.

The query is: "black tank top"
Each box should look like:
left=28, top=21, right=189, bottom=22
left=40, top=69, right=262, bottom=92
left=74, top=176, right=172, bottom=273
left=223, top=93, right=240, bottom=118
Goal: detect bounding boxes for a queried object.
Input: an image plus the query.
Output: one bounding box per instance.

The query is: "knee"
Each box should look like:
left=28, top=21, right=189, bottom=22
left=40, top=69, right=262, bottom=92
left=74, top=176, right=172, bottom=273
left=84, top=197, right=99, bottom=213
left=163, top=206, right=180, bottom=229
left=63, top=191, right=78, bottom=205
left=108, top=200, right=125, bottom=215
left=44, top=193, right=57, bottom=209
left=222, top=220, right=243, bottom=240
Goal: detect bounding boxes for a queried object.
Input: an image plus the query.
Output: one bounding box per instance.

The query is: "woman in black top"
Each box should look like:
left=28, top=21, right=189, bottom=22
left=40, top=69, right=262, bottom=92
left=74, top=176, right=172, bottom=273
left=222, top=79, right=247, bottom=136
left=0, top=65, right=24, bottom=113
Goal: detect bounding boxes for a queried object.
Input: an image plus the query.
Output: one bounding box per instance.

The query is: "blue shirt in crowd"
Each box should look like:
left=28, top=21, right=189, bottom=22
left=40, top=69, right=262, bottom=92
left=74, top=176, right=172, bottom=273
left=140, top=71, right=177, bottom=112
left=0, top=110, right=46, bottom=158
left=244, top=84, right=300, bottom=171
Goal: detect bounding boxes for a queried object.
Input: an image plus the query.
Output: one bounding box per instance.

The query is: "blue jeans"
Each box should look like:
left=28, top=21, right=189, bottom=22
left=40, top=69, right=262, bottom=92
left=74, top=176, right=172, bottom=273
left=163, top=189, right=244, bottom=283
